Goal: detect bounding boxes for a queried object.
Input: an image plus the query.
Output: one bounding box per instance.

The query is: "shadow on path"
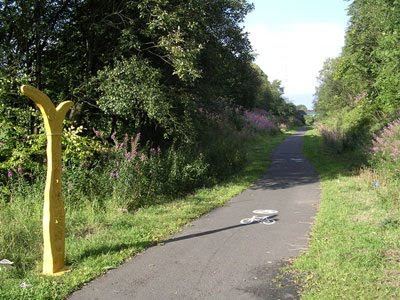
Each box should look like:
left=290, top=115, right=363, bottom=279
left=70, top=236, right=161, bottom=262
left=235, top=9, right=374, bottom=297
left=161, top=215, right=279, bottom=244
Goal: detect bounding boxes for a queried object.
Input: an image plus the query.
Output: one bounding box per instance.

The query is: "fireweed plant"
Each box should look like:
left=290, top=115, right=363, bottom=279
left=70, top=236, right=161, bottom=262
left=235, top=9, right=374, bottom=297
left=60, top=128, right=210, bottom=211
left=370, top=119, right=400, bottom=178
left=316, top=123, right=344, bottom=153
left=244, top=110, right=278, bottom=133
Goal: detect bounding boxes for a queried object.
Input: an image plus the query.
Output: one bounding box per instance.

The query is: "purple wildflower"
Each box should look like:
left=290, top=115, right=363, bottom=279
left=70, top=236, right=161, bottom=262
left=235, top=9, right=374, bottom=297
left=7, top=169, right=13, bottom=178
left=244, top=111, right=277, bottom=132
left=17, top=167, right=23, bottom=174
left=93, top=128, right=102, bottom=139
left=371, top=119, right=400, bottom=160
left=110, top=170, right=119, bottom=178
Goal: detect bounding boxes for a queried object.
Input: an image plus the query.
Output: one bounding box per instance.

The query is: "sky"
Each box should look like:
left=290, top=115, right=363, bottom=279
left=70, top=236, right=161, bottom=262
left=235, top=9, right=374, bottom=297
left=243, top=0, right=350, bottom=109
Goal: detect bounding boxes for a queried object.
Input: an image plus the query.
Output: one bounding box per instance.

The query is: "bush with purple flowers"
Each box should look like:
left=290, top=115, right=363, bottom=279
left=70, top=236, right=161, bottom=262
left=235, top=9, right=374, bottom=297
left=370, top=119, right=400, bottom=177
left=317, top=124, right=344, bottom=153
left=59, top=129, right=210, bottom=210
left=243, top=110, right=278, bottom=133
left=371, top=119, right=400, bottom=159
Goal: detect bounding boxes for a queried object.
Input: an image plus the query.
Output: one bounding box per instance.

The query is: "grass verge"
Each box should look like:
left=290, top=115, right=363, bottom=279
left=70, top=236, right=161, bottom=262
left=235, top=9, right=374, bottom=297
left=0, top=131, right=288, bottom=300
left=293, top=128, right=400, bottom=299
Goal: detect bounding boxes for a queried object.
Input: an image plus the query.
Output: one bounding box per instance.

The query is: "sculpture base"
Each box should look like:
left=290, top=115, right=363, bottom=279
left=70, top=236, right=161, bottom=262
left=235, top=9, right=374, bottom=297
left=42, top=266, right=71, bottom=276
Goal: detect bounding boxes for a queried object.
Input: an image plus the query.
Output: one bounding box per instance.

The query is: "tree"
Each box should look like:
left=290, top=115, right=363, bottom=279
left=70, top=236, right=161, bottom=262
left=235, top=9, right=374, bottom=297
left=313, top=0, right=400, bottom=149
left=0, top=0, right=259, bottom=144
left=296, top=105, right=307, bottom=112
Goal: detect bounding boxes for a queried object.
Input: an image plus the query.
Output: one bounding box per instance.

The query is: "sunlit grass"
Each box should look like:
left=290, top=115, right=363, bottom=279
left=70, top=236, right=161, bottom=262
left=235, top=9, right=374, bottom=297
left=293, top=128, right=400, bottom=299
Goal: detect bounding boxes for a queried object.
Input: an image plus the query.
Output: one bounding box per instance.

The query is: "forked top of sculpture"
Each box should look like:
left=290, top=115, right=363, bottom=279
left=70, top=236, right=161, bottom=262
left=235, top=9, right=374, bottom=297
left=20, top=85, right=73, bottom=134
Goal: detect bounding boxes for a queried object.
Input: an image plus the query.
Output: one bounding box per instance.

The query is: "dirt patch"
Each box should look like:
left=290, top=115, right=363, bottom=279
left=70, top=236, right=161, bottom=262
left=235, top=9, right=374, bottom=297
left=383, top=269, right=400, bottom=288
left=383, top=249, right=400, bottom=263
left=74, top=226, right=97, bottom=239
left=353, top=211, right=375, bottom=223
left=240, top=260, right=299, bottom=300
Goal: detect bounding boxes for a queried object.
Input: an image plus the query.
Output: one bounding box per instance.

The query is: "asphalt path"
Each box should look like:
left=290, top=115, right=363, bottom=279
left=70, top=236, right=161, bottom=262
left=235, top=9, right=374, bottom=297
left=69, top=129, right=320, bottom=300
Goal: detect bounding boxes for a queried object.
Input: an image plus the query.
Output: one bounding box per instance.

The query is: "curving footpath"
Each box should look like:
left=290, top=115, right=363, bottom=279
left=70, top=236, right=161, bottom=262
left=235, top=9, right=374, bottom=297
left=69, top=129, right=320, bottom=300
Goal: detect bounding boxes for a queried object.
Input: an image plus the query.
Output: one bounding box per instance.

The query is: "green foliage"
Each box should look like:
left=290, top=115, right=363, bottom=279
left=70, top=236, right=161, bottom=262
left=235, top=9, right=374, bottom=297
left=199, top=120, right=248, bottom=180
left=314, top=58, right=349, bottom=116
left=0, top=104, right=45, bottom=180
left=0, top=0, right=296, bottom=208
left=314, top=1, right=400, bottom=152
left=97, top=57, right=165, bottom=118
left=296, top=104, right=307, bottom=112
left=0, top=0, right=259, bottom=141
left=62, top=125, right=105, bottom=166
left=252, top=65, right=303, bottom=124
left=1, top=133, right=46, bottom=173
left=0, top=0, right=276, bottom=195
left=304, top=116, right=316, bottom=126
left=96, top=56, right=190, bottom=140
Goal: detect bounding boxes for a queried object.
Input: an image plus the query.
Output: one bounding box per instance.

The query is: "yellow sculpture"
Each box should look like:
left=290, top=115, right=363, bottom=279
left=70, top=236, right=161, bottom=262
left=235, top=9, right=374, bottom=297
left=21, top=85, right=73, bottom=275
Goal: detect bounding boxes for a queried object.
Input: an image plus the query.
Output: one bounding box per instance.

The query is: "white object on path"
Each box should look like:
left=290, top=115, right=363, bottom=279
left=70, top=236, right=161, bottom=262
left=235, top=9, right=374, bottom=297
left=240, top=209, right=278, bottom=225
left=252, top=209, right=278, bottom=215
left=0, top=259, right=14, bottom=265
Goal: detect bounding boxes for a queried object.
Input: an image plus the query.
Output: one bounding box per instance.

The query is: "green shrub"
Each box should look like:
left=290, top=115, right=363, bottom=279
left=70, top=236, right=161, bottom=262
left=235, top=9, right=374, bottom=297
left=62, top=125, right=106, bottom=167
left=304, top=115, right=315, bottom=125
left=0, top=106, right=45, bottom=181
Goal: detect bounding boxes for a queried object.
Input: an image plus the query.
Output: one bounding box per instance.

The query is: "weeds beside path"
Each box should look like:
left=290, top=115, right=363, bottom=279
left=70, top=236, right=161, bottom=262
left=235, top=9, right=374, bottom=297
left=293, top=129, right=400, bottom=299
left=0, top=132, right=288, bottom=300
